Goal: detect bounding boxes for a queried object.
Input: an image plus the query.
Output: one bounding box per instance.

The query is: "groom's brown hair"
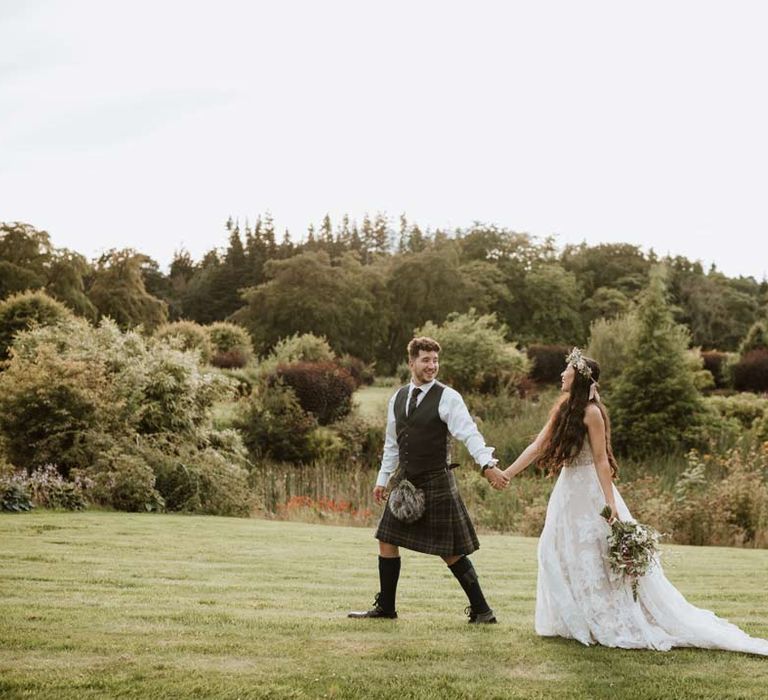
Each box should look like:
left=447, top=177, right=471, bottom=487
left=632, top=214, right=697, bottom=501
left=407, top=336, right=441, bottom=359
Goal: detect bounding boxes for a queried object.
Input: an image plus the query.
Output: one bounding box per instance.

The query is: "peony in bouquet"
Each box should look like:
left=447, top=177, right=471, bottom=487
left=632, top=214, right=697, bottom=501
left=600, top=505, right=661, bottom=601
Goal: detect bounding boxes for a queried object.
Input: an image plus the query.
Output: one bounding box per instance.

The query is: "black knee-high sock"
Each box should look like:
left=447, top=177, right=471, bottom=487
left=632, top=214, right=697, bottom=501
left=448, top=556, right=490, bottom=613
left=378, top=556, right=401, bottom=612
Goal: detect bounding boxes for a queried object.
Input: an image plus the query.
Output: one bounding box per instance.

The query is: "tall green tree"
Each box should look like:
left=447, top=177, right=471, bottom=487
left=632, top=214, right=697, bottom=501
left=88, top=250, right=168, bottom=331
left=610, top=266, right=704, bottom=457
left=46, top=250, right=97, bottom=320
left=234, top=250, right=385, bottom=360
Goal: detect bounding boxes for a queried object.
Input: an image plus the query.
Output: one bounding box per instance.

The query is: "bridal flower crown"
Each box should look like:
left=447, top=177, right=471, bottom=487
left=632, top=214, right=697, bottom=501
left=566, top=347, right=592, bottom=378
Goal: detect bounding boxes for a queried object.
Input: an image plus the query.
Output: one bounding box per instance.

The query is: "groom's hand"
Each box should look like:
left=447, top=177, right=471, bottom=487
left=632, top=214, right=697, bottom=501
left=484, top=466, right=509, bottom=490
left=373, top=485, right=387, bottom=504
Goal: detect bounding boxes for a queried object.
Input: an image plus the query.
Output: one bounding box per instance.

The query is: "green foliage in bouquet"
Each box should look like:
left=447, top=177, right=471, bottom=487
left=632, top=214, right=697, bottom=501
left=600, top=505, right=661, bottom=601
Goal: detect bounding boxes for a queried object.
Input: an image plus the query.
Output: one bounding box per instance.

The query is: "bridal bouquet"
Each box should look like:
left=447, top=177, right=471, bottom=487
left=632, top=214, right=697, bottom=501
left=600, top=505, right=661, bottom=601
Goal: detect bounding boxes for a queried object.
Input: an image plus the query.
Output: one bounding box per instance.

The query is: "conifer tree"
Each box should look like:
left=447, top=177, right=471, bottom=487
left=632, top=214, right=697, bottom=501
left=372, top=212, right=390, bottom=255
left=610, top=266, right=703, bottom=457
left=398, top=213, right=408, bottom=253
left=360, top=213, right=373, bottom=263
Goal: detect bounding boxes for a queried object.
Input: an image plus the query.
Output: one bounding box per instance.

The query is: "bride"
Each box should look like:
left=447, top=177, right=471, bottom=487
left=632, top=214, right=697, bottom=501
left=503, top=348, right=768, bottom=655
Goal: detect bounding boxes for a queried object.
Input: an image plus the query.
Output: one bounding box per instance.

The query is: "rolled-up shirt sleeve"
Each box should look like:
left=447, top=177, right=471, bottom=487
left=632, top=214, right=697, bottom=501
left=375, top=392, right=399, bottom=487
left=439, top=387, right=496, bottom=469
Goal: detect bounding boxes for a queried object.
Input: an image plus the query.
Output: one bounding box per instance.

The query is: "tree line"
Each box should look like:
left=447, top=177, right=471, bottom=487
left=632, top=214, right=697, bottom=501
left=1, top=217, right=766, bottom=372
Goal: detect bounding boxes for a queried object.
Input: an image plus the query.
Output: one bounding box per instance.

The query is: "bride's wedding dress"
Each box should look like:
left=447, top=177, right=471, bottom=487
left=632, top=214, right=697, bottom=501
left=536, top=437, right=768, bottom=655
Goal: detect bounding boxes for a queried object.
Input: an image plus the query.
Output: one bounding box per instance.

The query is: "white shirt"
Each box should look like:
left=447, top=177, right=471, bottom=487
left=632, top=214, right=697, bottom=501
left=375, top=380, right=497, bottom=487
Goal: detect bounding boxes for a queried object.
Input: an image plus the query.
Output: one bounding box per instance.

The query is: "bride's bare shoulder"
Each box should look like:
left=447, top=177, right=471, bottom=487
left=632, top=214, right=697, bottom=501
left=583, top=403, right=604, bottom=426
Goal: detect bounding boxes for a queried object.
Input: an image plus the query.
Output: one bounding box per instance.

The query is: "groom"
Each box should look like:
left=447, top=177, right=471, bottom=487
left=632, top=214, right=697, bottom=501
left=348, top=336, right=509, bottom=623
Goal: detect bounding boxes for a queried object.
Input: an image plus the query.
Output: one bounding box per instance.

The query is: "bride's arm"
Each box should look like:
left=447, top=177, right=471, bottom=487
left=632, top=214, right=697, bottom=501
left=585, top=404, right=618, bottom=520
left=502, top=422, right=550, bottom=479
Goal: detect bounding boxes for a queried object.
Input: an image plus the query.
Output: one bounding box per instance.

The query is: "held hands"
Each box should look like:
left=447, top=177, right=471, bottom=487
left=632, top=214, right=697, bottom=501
left=484, top=466, right=510, bottom=491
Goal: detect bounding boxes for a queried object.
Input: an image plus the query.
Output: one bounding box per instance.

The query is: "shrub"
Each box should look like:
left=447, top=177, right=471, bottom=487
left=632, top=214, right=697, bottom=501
left=0, top=318, right=235, bottom=474
left=207, top=322, right=253, bottom=368
left=149, top=444, right=252, bottom=517
left=90, top=452, right=164, bottom=512
left=0, top=289, right=74, bottom=360
left=701, top=350, right=729, bottom=388
left=673, top=446, right=768, bottom=547
left=25, top=464, right=89, bottom=510
left=270, top=332, right=334, bottom=364
left=686, top=348, right=715, bottom=392
left=704, top=393, right=768, bottom=430
left=0, top=472, right=33, bottom=512
left=0, top=317, right=247, bottom=514
left=0, top=342, right=113, bottom=474
left=271, top=362, right=355, bottom=425
left=732, top=349, right=768, bottom=393
left=526, top=344, right=569, bottom=384
left=327, top=414, right=384, bottom=468
left=338, top=354, right=375, bottom=388
left=155, top=321, right=212, bottom=364
left=236, top=382, right=318, bottom=463
left=416, top=309, right=530, bottom=394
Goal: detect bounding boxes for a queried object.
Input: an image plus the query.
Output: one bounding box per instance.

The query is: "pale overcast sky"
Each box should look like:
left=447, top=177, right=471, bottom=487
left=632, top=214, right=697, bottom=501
left=2, top=1, right=767, bottom=279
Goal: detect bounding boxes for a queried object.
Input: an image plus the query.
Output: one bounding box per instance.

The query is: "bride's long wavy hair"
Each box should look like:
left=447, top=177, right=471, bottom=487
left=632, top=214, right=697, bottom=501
left=537, top=356, right=619, bottom=477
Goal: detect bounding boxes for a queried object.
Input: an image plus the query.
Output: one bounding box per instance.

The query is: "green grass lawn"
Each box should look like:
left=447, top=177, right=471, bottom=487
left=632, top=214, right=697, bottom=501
left=2, top=512, right=767, bottom=699
left=354, top=385, right=394, bottom=422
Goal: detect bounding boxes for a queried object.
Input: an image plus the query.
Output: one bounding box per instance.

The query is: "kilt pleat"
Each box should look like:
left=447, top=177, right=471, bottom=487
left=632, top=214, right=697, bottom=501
left=375, top=469, right=479, bottom=556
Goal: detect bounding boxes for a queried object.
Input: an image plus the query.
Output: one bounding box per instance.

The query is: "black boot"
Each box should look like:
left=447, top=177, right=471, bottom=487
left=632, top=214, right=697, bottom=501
left=348, top=556, right=400, bottom=619
left=448, top=556, right=496, bottom=624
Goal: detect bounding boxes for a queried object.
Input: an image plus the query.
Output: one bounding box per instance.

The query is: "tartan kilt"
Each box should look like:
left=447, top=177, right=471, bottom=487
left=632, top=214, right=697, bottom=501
left=375, top=468, right=479, bottom=557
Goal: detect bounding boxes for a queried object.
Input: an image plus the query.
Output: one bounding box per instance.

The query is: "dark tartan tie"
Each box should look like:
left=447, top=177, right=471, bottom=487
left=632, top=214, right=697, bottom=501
left=407, top=387, right=422, bottom=416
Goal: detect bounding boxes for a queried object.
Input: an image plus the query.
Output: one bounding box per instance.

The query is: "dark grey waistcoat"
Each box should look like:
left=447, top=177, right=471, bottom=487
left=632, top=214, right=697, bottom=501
left=394, top=383, right=448, bottom=476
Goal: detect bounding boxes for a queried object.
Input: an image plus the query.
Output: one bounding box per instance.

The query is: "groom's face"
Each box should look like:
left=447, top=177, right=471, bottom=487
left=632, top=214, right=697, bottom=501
left=410, top=350, right=439, bottom=386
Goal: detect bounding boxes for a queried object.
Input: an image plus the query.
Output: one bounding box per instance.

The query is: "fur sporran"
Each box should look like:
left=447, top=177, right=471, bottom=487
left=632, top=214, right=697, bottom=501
left=387, top=476, right=426, bottom=524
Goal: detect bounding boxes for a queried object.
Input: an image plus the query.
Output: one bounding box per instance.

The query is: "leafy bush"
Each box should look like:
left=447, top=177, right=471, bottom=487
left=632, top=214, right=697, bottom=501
left=0, top=289, right=74, bottom=360
left=271, top=362, right=356, bottom=425
left=236, top=382, right=318, bottom=463
left=732, top=349, right=768, bottom=393
left=701, top=350, right=729, bottom=388
left=207, top=322, right=253, bottom=368
left=338, top=354, right=375, bottom=388
left=155, top=321, right=212, bottom=364
left=668, top=446, right=768, bottom=547
left=415, top=309, right=530, bottom=394
left=325, top=414, right=384, bottom=468
left=90, top=452, right=164, bottom=512
left=149, top=442, right=252, bottom=517
left=526, top=344, right=569, bottom=384
left=0, top=318, right=235, bottom=475
left=25, top=464, right=89, bottom=510
left=685, top=348, right=715, bottom=392
left=0, top=342, right=113, bottom=474
left=0, top=471, right=33, bottom=512
left=269, top=332, right=334, bottom=364
left=704, top=393, right=768, bottom=430
left=0, top=317, right=248, bottom=515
